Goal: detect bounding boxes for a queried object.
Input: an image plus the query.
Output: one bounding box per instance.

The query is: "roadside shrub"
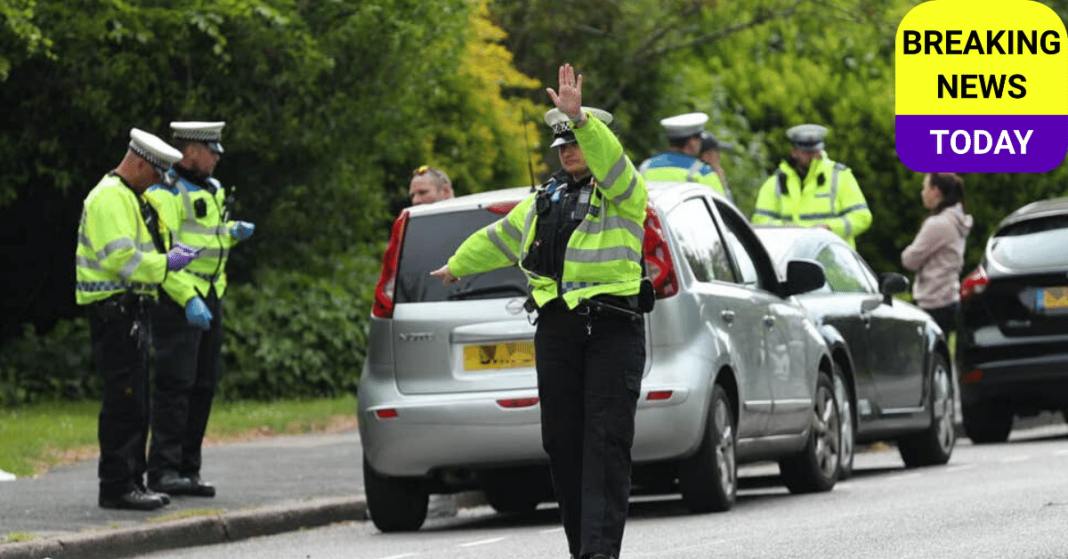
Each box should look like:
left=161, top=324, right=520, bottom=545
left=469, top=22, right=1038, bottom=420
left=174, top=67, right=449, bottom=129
left=0, top=319, right=95, bottom=406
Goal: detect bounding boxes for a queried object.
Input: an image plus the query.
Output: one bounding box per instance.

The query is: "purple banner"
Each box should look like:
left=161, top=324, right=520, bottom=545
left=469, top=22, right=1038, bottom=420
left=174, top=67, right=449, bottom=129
left=895, top=114, right=1068, bottom=173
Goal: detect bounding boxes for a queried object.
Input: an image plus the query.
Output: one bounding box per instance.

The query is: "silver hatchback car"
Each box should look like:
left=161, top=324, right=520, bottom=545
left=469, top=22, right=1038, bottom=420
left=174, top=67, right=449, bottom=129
left=359, top=181, right=840, bottom=532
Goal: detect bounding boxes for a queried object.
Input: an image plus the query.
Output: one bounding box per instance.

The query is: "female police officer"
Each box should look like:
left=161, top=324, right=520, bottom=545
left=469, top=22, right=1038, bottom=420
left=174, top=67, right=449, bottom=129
left=431, top=63, right=647, bottom=559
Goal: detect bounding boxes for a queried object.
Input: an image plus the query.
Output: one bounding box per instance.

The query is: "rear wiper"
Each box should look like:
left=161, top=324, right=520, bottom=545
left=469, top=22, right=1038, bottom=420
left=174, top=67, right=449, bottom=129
left=447, top=284, right=529, bottom=301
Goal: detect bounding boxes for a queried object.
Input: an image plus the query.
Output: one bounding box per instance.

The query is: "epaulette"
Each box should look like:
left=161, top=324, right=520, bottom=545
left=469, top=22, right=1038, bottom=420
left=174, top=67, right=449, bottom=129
left=834, top=162, right=849, bottom=171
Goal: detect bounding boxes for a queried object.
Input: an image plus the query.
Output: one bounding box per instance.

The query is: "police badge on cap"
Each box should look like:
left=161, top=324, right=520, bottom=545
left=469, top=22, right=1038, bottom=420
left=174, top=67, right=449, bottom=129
left=171, top=121, right=226, bottom=154
left=544, top=107, right=613, bottom=148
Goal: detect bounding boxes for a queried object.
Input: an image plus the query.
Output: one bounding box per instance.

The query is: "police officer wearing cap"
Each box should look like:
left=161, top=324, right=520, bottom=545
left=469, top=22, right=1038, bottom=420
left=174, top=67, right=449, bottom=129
left=76, top=128, right=200, bottom=510
left=638, top=112, right=732, bottom=200
left=145, top=121, right=254, bottom=498
left=752, top=124, right=872, bottom=248
left=431, top=64, right=647, bottom=559
left=698, top=130, right=734, bottom=202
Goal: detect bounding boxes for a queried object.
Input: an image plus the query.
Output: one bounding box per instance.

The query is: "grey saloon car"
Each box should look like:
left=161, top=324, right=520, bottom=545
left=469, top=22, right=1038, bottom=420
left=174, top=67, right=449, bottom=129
left=359, top=181, right=840, bottom=532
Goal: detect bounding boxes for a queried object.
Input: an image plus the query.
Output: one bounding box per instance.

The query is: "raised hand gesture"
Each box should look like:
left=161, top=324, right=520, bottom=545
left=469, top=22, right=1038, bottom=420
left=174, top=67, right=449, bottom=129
left=546, top=63, right=585, bottom=125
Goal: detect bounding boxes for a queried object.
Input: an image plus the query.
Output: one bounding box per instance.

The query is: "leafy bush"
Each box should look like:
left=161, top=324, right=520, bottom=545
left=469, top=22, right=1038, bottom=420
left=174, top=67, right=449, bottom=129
left=0, top=319, right=95, bottom=406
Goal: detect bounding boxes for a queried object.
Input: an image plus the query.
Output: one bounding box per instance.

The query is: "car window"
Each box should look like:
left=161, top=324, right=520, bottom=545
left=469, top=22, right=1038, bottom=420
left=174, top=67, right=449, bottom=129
left=396, top=210, right=529, bottom=303
left=816, top=245, right=874, bottom=294
left=714, top=200, right=776, bottom=290
left=850, top=250, right=881, bottom=292
left=666, top=198, right=737, bottom=283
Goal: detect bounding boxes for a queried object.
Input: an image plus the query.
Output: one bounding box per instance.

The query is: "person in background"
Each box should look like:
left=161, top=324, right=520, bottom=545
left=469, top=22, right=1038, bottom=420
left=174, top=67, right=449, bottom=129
left=901, top=172, right=972, bottom=337
left=408, top=165, right=454, bottom=206
left=698, top=130, right=735, bottom=203
left=752, top=124, right=872, bottom=248
left=431, top=63, right=647, bottom=559
left=146, top=121, right=254, bottom=499
left=76, top=128, right=197, bottom=510
left=638, top=112, right=730, bottom=199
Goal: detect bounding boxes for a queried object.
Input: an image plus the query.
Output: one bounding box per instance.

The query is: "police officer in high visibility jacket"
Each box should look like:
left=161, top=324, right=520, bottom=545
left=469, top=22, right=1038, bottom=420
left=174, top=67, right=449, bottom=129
left=431, top=64, right=646, bottom=559
left=752, top=124, right=872, bottom=248
left=145, top=121, right=254, bottom=498
left=638, top=112, right=733, bottom=202
left=76, top=128, right=200, bottom=511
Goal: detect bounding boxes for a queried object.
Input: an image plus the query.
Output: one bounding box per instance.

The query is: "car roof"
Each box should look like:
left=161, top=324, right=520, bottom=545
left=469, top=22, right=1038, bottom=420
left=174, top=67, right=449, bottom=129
left=998, top=196, right=1068, bottom=230
left=753, top=224, right=844, bottom=262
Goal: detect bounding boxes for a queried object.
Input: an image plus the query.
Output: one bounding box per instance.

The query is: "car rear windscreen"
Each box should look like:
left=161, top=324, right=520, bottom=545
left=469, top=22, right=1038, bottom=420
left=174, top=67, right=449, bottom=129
left=396, top=210, right=530, bottom=303
left=991, top=215, right=1068, bottom=269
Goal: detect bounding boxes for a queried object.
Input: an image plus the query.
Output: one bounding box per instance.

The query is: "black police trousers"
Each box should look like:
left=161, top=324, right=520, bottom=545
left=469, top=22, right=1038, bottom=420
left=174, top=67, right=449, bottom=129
left=148, top=290, right=223, bottom=482
left=535, top=299, right=646, bottom=559
left=88, top=297, right=152, bottom=498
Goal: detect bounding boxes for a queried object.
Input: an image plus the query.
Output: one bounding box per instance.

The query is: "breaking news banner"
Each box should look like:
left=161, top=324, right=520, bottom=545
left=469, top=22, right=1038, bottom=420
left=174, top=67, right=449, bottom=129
left=895, top=0, right=1068, bottom=173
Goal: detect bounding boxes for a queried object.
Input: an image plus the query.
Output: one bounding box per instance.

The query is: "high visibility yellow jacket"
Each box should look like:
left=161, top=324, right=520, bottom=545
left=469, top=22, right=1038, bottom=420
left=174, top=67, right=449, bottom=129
left=75, top=174, right=169, bottom=305
left=447, top=115, right=647, bottom=309
left=146, top=168, right=240, bottom=305
left=752, top=157, right=872, bottom=248
left=638, top=152, right=732, bottom=201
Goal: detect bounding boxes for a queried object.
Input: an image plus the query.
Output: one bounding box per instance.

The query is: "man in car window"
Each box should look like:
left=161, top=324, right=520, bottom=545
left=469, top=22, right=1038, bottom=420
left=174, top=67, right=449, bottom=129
left=408, top=165, right=454, bottom=206
left=431, top=63, right=647, bottom=559
left=638, top=112, right=730, bottom=200
left=752, top=124, right=872, bottom=248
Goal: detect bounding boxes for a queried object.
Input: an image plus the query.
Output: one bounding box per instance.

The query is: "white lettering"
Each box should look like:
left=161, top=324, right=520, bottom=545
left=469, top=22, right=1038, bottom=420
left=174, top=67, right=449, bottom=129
left=973, top=130, right=993, bottom=154
left=951, top=130, right=971, bottom=154
left=931, top=130, right=950, bottom=154
left=994, top=130, right=1015, bottom=154
left=1014, top=129, right=1033, bottom=154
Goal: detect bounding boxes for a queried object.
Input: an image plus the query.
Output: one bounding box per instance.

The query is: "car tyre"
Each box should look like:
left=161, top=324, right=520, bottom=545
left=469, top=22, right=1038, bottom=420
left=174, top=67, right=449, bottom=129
left=962, top=401, right=1013, bottom=444
left=481, top=467, right=546, bottom=515
left=898, top=352, right=956, bottom=467
left=833, top=361, right=855, bottom=480
left=363, top=457, right=428, bottom=532
left=779, top=371, right=839, bottom=494
left=678, top=383, right=737, bottom=513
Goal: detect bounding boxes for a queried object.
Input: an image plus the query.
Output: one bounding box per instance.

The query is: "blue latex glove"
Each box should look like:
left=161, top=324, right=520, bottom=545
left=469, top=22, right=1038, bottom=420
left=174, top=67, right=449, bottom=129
left=231, top=221, right=255, bottom=241
left=166, top=244, right=198, bottom=271
left=185, top=297, right=213, bottom=330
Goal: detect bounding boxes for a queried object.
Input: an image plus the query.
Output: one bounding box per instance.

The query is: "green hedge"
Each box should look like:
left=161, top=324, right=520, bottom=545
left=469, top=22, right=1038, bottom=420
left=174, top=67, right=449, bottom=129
left=0, top=253, right=379, bottom=407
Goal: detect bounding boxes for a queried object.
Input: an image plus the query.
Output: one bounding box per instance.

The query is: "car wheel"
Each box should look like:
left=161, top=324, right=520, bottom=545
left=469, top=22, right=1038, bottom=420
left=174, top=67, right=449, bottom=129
left=898, top=352, right=956, bottom=467
left=363, top=457, right=428, bottom=532
left=480, top=467, right=547, bottom=514
left=678, top=383, right=737, bottom=513
left=833, top=362, right=856, bottom=480
left=962, top=401, right=1013, bottom=444
left=779, top=370, right=839, bottom=494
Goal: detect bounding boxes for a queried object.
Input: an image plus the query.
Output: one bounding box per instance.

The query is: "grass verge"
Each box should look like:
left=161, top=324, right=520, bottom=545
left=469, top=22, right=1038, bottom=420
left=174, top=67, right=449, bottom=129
left=0, top=394, right=357, bottom=478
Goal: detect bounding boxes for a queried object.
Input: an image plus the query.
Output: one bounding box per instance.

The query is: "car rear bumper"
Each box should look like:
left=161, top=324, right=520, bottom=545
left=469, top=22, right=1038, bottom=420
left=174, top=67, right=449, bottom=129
left=958, top=351, right=1068, bottom=410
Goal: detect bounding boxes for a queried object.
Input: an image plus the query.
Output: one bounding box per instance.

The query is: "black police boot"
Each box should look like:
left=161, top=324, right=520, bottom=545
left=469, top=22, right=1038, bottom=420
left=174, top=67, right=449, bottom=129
left=184, top=474, right=216, bottom=497
left=99, top=489, right=167, bottom=511
left=148, top=471, right=194, bottom=495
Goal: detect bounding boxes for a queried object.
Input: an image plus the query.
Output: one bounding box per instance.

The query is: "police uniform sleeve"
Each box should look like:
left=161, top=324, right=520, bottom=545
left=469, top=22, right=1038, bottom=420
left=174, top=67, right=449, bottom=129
left=752, top=175, right=785, bottom=225
left=447, top=196, right=531, bottom=277
left=89, top=186, right=168, bottom=283
left=572, top=115, right=647, bottom=220
left=146, top=186, right=200, bottom=306
left=829, top=166, right=872, bottom=241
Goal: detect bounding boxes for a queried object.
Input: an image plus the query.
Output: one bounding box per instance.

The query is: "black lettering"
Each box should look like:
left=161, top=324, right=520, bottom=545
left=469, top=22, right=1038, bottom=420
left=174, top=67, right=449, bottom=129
left=979, top=74, right=1007, bottom=98
left=963, top=30, right=984, bottom=55
left=986, top=30, right=1006, bottom=55
left=1041, top=30, right=1061, bottom=54
left=937, top=74, right=957, bottom=99
left=945, top=30, right=963, bottom=54
left=903, top=30, right=921, bottom=54
left=925, top=30, right=944, bottom=54
left=1017, top=29, right=1037, bottom=54
left=1009, top=74, right=1027, bottom=99
left=960, top=74, right=978, bottom=98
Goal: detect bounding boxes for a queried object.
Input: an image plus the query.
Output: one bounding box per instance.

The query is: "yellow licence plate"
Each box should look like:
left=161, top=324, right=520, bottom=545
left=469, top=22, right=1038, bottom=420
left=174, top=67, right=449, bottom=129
left=1037, top=287, right=1068, bottom=310
left=463, top=342, right=536, bottom=371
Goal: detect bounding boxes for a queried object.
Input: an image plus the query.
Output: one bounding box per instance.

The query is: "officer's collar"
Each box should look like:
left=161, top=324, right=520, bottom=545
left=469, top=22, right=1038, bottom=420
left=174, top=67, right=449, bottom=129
left=174, top=163, right=211, bottom=185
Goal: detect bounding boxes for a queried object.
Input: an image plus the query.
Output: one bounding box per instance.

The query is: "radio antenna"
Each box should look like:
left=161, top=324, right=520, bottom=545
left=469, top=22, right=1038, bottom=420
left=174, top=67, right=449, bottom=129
left=521, top=106, right=537, bottom=191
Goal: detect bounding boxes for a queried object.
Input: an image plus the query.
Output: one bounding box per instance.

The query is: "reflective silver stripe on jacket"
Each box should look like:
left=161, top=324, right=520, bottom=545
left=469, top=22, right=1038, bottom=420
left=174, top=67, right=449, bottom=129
left=685, top=160, right=703, bottom=182
left=564, top=244, right=642, bottom=266
left=575, top=213, right=644, bottom=240
left=486, top=220, right=518, bottom=263
left=77, top=281, right=157, bottom=292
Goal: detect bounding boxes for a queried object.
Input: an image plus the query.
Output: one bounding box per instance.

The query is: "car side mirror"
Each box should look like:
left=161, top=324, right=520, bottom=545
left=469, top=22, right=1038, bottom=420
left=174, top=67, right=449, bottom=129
left=879, top=272, right=910, bottom=304
left=784, top=259, right=826, bottom=296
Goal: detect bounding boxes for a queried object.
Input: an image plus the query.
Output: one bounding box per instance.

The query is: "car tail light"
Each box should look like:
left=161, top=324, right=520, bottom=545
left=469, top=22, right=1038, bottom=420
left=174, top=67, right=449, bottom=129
left=961, top=369, right=983, bottom=385
left=497, top=397, right=539, bottom=408
left=486, top=201, right=519, bottom=214
left=373, top=211, right=409, bottom=318
left=644, top=206, right=679, bottom=299
left=374, top=408, right=399, bottom=419
left=960, top=264, right=988, bottom=302
left=647, top=390, right=673, bottom=401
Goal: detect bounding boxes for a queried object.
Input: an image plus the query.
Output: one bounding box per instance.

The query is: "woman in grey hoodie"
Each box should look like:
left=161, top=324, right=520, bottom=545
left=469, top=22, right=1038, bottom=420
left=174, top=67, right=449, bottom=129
left=901, top=173, right=973, bottom=336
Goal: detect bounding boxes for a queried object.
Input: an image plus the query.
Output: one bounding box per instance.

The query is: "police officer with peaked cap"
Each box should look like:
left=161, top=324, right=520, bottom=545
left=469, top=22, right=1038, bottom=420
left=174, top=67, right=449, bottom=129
left=638, top=112, right=730, bottom=199
left=145, top=121, right=254, bottom=498
left=752, top=123, right=872, bottom=248
left=431, top=63, right=648, bottom=559
left=76, top=128, right=200, bottom=510
left=698, top=130, right=735, bottom=202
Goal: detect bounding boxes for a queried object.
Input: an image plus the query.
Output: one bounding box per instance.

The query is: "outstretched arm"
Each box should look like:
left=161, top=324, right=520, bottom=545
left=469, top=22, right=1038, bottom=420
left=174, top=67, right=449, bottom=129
left=546, top=63, right=587, bottom=128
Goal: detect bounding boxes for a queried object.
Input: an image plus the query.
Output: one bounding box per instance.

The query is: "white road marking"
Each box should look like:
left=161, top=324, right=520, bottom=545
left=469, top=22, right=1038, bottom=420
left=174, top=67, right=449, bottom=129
left=458, top=537, right=507, bottom=547
left=378, top=554, right=418, bottom=559
left=1000, top=455, right=1030, bottom=463
left=1054, top=449, right=1068, bottom=456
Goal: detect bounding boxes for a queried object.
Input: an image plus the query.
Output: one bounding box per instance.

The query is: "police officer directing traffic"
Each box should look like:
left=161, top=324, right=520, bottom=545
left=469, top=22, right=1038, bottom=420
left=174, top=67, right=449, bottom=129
left=431, top=63, right=647, bottom=559
left=145, top=121, right=254, bottom=498
left=752, top=124, right=872, bottom=248
left=638, top=112, right=733, bottom=201
left=75, top=128, right=199, bottom=510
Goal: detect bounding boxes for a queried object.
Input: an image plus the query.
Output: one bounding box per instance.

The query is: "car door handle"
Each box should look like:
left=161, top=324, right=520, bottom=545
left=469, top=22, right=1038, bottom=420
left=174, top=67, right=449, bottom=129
left=763, top=315, right=775, bottom=328
left=720, top=310, right=735, bottom=324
